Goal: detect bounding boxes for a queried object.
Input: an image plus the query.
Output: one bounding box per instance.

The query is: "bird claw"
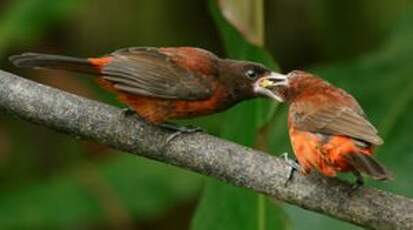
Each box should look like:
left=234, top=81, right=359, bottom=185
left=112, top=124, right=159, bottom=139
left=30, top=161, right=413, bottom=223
left=350, top=171, right=364, bottom=192
left=120, top=108, right=136, bottom=117
left=160, top=123, right=204, bottom=147
left=280, top=152, right=300, bottom=186
left=281, top=152, right=300, bottom=170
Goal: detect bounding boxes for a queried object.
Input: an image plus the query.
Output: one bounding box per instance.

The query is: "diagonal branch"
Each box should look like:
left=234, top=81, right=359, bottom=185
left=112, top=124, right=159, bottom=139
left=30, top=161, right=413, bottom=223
left=0, top=70, right=412, bottom=230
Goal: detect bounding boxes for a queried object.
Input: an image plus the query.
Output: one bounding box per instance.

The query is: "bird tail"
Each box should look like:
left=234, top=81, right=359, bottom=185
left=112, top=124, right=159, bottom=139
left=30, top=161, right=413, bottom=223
left=345, top=153, right=393, bottom=180
left=9, top=53, right=101, bottom=75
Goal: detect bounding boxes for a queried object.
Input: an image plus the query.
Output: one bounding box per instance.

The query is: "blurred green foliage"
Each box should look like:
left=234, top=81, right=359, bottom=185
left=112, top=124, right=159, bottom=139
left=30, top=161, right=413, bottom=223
left=0, top=0, right=412, bottom=229
left=0, top=155, right=201, bottom=228
left=0, top=0, right=84, bottom=56
left=192, top=1, right=285, bottom=230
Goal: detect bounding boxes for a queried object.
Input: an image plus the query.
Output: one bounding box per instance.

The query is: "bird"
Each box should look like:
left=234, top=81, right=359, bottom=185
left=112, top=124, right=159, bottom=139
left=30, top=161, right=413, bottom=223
left=257, top=70, right=392, bottom=185
left=9, top=47, right=286, bottom=140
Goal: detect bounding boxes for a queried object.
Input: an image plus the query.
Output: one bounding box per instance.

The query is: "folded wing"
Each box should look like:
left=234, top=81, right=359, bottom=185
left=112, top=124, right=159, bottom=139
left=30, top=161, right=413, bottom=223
left=290, top=99, right=383, bottom=146
left=102, top=47, right=215, bottom=100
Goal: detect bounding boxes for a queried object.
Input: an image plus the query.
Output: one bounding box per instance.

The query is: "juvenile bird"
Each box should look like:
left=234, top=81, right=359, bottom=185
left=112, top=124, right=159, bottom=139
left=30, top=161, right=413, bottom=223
left=10, top=47, right=285, bottom=139
left=257, top=70, right=392, bottom=185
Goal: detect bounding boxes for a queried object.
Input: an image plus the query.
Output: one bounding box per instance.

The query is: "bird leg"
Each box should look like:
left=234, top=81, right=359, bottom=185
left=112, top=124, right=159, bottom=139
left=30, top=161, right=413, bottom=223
left=351, top=171, right=364, bottom=190
left=121, top=108, right=136, bottom=117
left=160, top=122, right=204, bottom=147
left=280, top=152, right=300, bottom=185
left=118, top=108, right=203, bottom=147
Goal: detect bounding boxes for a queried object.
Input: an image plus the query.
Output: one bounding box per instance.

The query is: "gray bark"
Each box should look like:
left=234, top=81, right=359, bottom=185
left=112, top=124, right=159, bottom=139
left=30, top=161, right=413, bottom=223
left=0, top=70, right=412, bottom=230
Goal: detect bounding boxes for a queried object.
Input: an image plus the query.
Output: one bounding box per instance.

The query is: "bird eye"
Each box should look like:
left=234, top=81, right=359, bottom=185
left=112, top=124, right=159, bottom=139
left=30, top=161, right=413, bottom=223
left=245, top=69, right=258, bottom=80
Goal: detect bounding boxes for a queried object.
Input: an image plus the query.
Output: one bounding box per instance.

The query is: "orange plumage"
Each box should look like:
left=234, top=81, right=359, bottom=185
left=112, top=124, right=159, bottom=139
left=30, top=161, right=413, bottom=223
left=289, top=128, right=373, bottom=177
left=259, top=70, right=392, bottom=183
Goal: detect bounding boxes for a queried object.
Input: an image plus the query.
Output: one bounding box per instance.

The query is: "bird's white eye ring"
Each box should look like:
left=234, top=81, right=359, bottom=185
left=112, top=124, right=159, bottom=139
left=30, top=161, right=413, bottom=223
left=245, top=69, right=258, bottom=80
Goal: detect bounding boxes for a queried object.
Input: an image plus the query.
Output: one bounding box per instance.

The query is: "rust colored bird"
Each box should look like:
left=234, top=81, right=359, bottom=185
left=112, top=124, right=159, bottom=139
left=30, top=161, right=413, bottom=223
left=9, top=47, right=284, bottom=136
left=257, top=70, right=392, bottom=185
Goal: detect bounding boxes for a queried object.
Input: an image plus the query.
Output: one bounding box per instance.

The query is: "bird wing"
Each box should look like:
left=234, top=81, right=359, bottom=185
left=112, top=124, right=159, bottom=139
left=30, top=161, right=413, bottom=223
left=101, top=47, right=215, bottom=100
left=290, top=99, right=383, bottom=145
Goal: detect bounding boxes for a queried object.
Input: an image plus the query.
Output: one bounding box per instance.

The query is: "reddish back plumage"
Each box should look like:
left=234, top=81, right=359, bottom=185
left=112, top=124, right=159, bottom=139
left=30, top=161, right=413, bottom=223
left=159, top=47, right=218, bottom=76
left=283, top=71, right=392, bottom=180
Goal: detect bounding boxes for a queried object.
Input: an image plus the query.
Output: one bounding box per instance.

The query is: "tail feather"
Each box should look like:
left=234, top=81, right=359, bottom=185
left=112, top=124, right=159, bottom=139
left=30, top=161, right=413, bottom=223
left=9, top=53, right=99, bottom=75
left=346, top=153, right=393, bottom=180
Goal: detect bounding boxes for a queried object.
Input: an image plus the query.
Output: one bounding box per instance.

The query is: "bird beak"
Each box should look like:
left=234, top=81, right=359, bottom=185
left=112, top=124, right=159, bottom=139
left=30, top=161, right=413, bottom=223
left=254, top=72, right=289, bottom=102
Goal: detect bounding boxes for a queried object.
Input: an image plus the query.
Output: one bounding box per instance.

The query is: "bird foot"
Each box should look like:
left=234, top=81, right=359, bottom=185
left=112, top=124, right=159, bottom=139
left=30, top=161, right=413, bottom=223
left=280, top=152, right=300, bottom=186
left=121, top=108, right=136, bottom=117
left=160, top=123, right=204, bottom=147
left=350, top=171, right=364, bottom=192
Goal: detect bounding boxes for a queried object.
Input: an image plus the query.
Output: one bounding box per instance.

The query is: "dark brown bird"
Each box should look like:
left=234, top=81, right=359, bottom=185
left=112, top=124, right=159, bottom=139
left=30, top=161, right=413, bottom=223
left=10, top=47, right=284, bottom=129
left=258, top=70, right=392, bottom=184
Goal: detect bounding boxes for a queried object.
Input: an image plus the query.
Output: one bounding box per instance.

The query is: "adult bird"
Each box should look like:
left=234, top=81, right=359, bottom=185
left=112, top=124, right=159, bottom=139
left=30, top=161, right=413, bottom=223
left=10, top=47, right=285, bottom=141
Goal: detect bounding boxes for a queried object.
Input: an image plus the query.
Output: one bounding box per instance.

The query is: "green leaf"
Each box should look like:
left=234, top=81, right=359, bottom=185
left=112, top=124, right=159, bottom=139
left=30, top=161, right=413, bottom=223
left=208, top=0, right=280, bottom=142
left=0, top=0, right=84, bottom=56
left=218, top=0, right=265, bottom=46
left=0, top=154, right=202, bottom=228
left=192, top=179, right=286, bottom=230
left=191, top=1, right=287, bottom=230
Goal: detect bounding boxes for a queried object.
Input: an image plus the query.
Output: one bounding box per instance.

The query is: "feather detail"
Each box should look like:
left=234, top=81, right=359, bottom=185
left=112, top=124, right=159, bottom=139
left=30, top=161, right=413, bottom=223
left=345, top=153, right=393, bottom=180
left=289, top=98, right=383, bottom=146
left=101, top=47, right=215, bottom=100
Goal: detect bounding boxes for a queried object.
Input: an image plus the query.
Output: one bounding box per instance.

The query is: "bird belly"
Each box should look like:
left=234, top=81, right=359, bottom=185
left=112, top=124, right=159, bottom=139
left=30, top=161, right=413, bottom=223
left=171, top=85, right=233, bottom=118
left=97, top=78, right=232, bottom=124
left=289, top=128, right=373, bottom=177
left=120, top=94, right=231, bottom=124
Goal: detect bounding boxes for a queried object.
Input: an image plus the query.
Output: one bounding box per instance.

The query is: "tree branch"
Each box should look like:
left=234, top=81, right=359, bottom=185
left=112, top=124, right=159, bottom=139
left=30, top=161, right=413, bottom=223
left=0, top=70, right=412, bottom=230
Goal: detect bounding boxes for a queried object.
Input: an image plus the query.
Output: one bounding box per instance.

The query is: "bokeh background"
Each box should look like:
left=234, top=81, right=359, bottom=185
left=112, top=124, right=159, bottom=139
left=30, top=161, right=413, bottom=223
left=0, top=0, right=412, bottom=229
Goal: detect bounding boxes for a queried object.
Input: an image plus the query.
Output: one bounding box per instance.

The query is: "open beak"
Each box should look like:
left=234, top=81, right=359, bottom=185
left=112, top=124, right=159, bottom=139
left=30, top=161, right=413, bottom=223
left=254, top=72, right=288, bottom=102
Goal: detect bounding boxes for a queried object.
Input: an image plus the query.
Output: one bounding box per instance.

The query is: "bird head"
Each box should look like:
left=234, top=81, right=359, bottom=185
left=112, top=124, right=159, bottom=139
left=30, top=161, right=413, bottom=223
left=219, top=60, right=289, bottom=102
left=257, top=70, right=328, bottom=102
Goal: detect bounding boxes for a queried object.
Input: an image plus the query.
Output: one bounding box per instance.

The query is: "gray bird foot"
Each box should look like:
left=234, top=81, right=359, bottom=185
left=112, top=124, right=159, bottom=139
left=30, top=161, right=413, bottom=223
left=280, top=152, right=300, bottom=185
left=160, top=123, right=204, bottom=147
left=350, top=171, right=364, bottom=192
left=120, top=108, right=136, bottom=117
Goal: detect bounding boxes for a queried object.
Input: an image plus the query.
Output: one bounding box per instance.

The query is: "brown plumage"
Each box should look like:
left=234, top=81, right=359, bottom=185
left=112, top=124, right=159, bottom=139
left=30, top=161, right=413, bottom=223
left=10, top=47, right=284, bottom=124
left=258, top=70, right=392, bottom=182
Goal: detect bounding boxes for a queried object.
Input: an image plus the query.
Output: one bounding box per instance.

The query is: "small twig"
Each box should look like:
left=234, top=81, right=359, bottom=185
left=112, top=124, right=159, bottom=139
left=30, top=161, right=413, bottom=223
left=0, top=70, right=412, bottom=230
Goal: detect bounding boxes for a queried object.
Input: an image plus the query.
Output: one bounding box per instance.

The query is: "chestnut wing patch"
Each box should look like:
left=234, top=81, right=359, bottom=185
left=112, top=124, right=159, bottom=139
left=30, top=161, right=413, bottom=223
left=101, top=47, right=214, bottom=100
left=291, top=101, right=383, bottom=146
